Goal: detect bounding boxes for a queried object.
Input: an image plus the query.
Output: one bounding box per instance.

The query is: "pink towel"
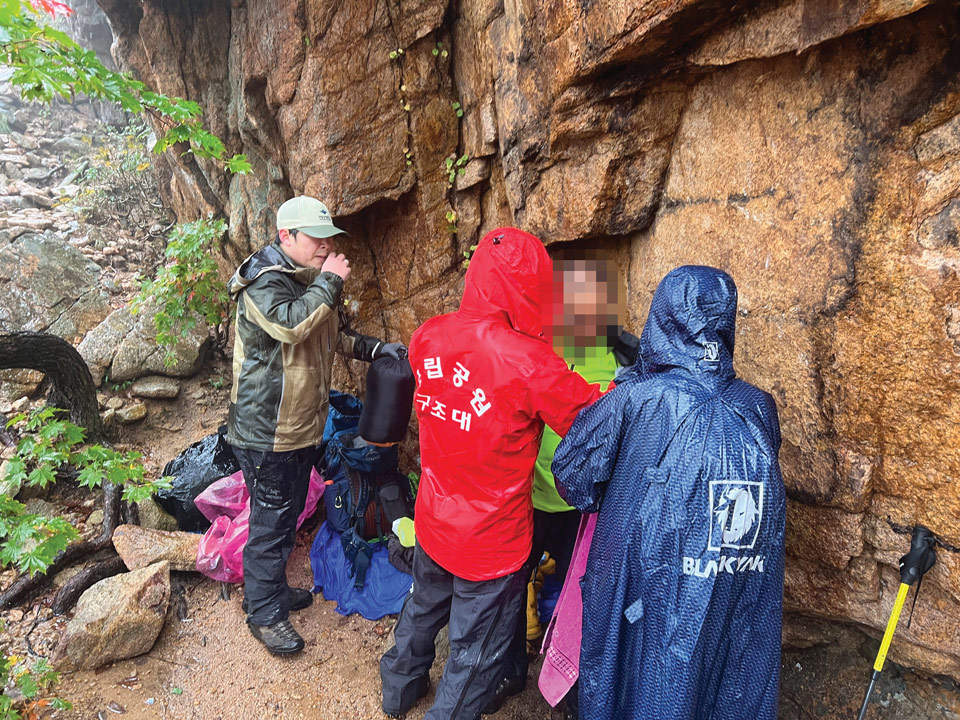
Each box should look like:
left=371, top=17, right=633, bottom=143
left=538, top=512, right=597, bottom=707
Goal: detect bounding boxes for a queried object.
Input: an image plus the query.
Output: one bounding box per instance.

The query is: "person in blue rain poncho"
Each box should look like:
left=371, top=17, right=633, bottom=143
left=553, top=265, right=785, bottom=720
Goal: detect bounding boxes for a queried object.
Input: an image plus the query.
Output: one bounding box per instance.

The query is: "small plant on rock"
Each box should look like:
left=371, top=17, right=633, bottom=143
left=445, top=153, right=469, bottom=185
left=461, top=243, right=478, bottom=270
left=132, top=218, right=231, bottom=366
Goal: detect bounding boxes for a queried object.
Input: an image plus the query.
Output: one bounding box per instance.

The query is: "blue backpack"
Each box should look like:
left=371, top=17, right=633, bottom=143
left=321, top=419, right=413, bottom=590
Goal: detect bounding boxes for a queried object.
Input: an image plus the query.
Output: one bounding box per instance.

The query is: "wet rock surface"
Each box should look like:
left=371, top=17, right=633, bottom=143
left=131, top=376, right=181, bottom=399
left=0, top=233, right=108, bottom=341
left=55, top=561, right=171, bottom=671
left=112, top=525, right=200, bottom=573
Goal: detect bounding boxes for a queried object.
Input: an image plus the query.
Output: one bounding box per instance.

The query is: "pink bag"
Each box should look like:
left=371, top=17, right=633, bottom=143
left=538, top=513, right=597, bottom=707
left=195, top=471, right=249, bottom=522
left=195, top=469, right=326, bottom=584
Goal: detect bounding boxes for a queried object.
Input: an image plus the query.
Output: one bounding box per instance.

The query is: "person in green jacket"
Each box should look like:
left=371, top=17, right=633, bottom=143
left=484, top=250, right=638, bottom=718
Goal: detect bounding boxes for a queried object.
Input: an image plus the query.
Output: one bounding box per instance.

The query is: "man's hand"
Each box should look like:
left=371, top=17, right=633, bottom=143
left=378, top=342, right=407, bottom=360
left=321, top=252, right=351, bottom=281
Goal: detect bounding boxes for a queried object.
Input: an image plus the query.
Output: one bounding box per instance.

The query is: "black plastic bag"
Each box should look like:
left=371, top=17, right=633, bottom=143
left=359, top=356, right=415, bottom=444
left=156, top=425, right=240, bottom=532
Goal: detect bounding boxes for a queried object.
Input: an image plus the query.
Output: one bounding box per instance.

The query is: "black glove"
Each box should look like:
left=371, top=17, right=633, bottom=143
left=377, top=342, right=407, bottom=360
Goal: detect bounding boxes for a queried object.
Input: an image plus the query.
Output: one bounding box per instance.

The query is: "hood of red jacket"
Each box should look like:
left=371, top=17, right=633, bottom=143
left=458, top=227, right=553, bottom=341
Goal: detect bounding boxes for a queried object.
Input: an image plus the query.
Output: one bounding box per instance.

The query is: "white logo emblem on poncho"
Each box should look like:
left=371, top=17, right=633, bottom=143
left=703, top=341, right=719, bottom=362
left=708, top=481, right=763, bottom=551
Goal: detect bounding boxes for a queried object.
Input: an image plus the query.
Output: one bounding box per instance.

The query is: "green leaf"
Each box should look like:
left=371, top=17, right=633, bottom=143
left=1, top=456, right=27, bottom=487
left=226, top=153, right=251, bottom=174
left=17, top=670, right=38, bottom=698
left=76, top=464, right=103, bottom=489
left=26, top=465, right=55, bottom=488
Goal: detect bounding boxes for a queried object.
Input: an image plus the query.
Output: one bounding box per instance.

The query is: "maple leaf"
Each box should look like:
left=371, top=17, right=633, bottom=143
left=29, top=0, right=74, bottom=17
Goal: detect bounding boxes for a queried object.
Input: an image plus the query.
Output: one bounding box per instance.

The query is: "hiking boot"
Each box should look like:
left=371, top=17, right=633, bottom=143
left=482, top=674, right=526, bottom=715
left=247, top=618, right=305, bottom=655
left=242, top=587, right=314, bottom=614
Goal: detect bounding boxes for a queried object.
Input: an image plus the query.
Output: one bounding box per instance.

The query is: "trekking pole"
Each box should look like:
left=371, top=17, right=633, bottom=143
left=856, top=525, right=937, bottom=720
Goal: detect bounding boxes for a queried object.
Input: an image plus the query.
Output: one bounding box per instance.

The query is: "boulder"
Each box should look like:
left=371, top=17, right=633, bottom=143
left=0, top=232, right=109, bottom=342
left=0, top=458, right=21, bottom=498
left=23, top=498, right=58, bottom=518
left=0, top=369, right=43, bottom=401
left=14, top=182, right=52, bottom=209
left=112, top=525, right=199, bottom=572
left=76, top=307, right=136, bottom=386
left=9, top=132, right=39, bottom=151
left=117, top=402, right=147, bottom=424
left=130, top=376, right=181, bottom=399
left=78, top=304, right=209, bottom=386
left=50, top=135, right=89, bottom=156
left=135, top=496, right=179, bottom=532
left=55, top=561, right=170, bottom=671
left=110, top=303, right=210, bottom=381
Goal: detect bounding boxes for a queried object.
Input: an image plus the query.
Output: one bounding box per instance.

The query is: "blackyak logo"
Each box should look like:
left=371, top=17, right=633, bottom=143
left=703, top=341, right=719, bottom=362
left=707, top=481, right=763, bottom=551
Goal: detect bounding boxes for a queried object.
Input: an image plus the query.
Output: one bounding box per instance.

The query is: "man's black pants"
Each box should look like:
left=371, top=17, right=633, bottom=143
left=380, top=543, right=527, bottom=720
left=234, top=446, right=316, bottom=627
left=503, top=509, right=581, bottom=708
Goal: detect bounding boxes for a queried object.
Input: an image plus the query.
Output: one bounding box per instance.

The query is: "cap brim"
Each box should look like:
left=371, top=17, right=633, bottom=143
left=294, top=224, right=347, bottom=238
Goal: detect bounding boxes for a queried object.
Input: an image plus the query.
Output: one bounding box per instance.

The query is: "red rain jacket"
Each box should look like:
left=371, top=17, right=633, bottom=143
left=409, top=227, right=602, bottom=581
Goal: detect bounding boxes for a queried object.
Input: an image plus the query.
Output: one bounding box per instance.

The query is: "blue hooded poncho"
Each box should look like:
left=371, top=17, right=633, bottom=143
left=553, top=265, right=785, bottom=720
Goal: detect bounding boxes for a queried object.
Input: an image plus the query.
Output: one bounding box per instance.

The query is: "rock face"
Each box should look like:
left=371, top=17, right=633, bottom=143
left=0, top=232, right=108, bottom=341
left=97, top=0, right=960, bottom=679
left=112, top=524, right=200, bottom=572
left=77, top=304, right=209, bottom=385
left=55, top=560, right=170, bottom=671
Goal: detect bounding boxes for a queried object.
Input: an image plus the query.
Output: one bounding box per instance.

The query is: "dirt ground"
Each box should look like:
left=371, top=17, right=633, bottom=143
left=46, top=367, right=573, bottom=720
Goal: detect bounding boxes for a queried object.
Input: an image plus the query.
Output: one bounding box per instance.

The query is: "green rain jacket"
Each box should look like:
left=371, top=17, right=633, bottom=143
left=532, top=332, right=638, bottom=512
left=226, top=242, right=382, bottom=452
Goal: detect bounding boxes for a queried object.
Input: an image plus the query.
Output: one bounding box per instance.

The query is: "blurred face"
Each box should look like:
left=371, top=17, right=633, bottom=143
left=279, top=228, right=334, bottom=269
left=553, top=258, right=625, bottom=356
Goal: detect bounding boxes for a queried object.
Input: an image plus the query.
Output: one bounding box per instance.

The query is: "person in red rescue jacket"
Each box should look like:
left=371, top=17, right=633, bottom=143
left=379, top=227, right=604, bottom=720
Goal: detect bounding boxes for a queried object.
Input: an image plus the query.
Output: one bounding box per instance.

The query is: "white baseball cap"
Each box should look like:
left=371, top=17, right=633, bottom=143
left=276, top=196, right=346, bottom=238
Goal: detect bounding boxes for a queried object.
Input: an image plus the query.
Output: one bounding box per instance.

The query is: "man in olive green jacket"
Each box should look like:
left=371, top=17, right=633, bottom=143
left=227, top=196, right=404, bottom=655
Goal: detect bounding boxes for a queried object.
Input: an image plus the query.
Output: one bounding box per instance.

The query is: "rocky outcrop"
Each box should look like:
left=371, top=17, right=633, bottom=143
left=78, top=303, right=209, bottom=385
left=55, top=560, right=170, bottom=671
left=96, top=0, right=960, bottom=678
left=0, top=233, right=108, bottom=341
